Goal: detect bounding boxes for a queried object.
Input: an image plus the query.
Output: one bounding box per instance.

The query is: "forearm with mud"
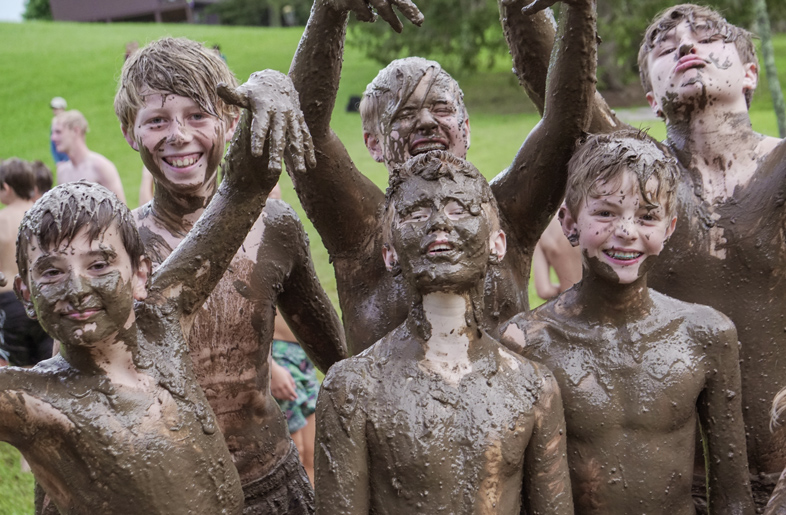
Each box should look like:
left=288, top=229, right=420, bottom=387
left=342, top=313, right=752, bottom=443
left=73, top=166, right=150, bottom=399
left=492, top=0, right=597, bottom=249
left=499, top=0, right=623, bottom=134
left=286, top=1, right=385, bottom=256
left=148, top=112, right=277, bottom=316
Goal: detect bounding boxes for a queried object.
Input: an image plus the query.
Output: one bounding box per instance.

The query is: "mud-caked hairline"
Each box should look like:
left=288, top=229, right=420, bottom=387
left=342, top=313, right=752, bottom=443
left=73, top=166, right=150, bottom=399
left=565, top=130, right=679, bottom=218
left=637, top=4, right=757, bottom=108
left=382, top=150, right=498, bottom=247
left=114, top=37, right=239, bottom=142
left=16, top=182, right=146, bottom=284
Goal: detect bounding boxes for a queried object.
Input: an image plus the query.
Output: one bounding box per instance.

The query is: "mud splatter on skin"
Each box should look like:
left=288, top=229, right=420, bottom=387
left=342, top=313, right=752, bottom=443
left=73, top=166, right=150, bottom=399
left=2, top=181, right=243, bottom=514
left=286, top=0, right=598, bottom=355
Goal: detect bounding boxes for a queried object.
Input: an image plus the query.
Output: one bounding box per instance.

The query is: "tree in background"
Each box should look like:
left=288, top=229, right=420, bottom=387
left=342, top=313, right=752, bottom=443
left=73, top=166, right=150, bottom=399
left=754, top=0, right=786, bottom=136
left=23, top=0, right=52, bottom=20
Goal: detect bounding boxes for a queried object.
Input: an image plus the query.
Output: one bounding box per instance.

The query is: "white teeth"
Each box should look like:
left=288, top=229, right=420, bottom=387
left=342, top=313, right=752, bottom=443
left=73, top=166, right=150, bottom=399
left=166, top=155, right=199, bottom=168
left=430, top=243, right=453, bottom=253
left=413, top=142, right=447, bottom=155
left=605, top=250, right=642, bottom=260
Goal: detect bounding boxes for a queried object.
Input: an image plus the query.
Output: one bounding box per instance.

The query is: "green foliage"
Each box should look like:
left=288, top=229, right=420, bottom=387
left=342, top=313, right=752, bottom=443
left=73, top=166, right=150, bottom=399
left=22, top=0, right=52, bottom=20
left=347, top=0, right=506, bottom=77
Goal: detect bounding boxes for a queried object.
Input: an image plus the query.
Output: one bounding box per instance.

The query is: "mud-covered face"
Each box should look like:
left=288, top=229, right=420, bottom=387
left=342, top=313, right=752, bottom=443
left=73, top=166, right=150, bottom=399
left=21, top=225, right=145, bottom=347
left=388, top=175, right=496, bottom=294
left=567, top=170, right=676, bottom=285
left=381, top=73, right=469, bottom=168
left=125, top=92, right=231, bottom=195
left=645, top=19, right=753, bottom=118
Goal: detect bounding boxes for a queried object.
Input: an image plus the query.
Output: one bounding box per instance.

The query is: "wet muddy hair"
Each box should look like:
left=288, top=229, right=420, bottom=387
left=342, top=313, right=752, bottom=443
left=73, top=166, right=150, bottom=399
left=16, top=181, right=146, bottom=283
left=638, top=4, right=757, bottom=108
left=382, top=150, right=499, bottom=246
left=115, top=37, right=239, bottom=141
left=360, top=57, right=466, bottom=138
left=55, top=110, right=89, bottom=135
left=0, top=158, right=36, bottom=200
left=565, top=130, right=679, bottom=217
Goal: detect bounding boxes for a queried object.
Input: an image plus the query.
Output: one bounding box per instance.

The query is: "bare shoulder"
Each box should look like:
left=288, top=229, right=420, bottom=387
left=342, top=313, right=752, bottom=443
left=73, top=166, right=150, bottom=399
left=0, top=357, right=74, bottom=423
left=246, top=198, right=309, bottom=259
left=650, top=290, right=736, bottom=341
left=493, top=334, right=560, bottom=401
left=501, top=296, right=569, bottom=356
left=89, top=151, right=119, bottom=172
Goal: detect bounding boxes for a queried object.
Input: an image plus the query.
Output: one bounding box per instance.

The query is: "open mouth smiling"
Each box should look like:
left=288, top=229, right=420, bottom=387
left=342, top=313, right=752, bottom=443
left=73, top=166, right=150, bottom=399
left=603, top=249, right=643, bottom=262
left=410, top=138, right=448, bottom=156
left=427, top=241, right=455, bottom=256
left=163, top=153, right=201, bottom=169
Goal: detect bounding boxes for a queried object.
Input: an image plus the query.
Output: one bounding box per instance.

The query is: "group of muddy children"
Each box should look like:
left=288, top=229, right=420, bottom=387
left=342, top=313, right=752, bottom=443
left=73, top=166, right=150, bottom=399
left=2, top=0, right=786, bottom=513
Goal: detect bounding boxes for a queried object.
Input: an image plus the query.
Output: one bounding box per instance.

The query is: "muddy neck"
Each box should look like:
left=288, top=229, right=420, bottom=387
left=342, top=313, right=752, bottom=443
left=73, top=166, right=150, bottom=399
left=666, top=108, right=756, bottom=165
left=150, top=179, right=216, bottom=233
left=418, top=292, right=478, bottom=358
left=573, top=267, right=654, bottom=321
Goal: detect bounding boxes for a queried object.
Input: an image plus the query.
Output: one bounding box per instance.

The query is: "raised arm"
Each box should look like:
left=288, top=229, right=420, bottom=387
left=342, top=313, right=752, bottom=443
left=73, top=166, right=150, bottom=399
left=698, top=314, right=755, bottom=514
left=286, top=0, right=422, bottom=256
left=498, top=0, right=624, bottom=134
left=270, top=203, right=348, bottom=372
left=314, top=363, right=370, bottom=514
left=523, top=369, right=573, bottom=514
left=492, top=0, right=598, bottom=251
left=148, top=71, right=310, bottom=319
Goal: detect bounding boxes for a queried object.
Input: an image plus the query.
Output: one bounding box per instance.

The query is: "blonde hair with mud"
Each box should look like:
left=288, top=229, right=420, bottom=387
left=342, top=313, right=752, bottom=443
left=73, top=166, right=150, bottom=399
left=115, top=37, right=239, bottom=142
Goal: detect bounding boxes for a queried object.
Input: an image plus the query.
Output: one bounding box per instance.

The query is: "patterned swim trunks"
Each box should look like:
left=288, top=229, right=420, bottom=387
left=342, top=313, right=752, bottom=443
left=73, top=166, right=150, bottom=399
left=272, top=339, right=319, bottom=433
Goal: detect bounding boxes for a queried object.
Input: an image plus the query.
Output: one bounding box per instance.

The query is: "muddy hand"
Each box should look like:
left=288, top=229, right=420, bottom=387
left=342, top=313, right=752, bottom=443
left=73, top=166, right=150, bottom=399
left=325, top=0, right=423, bottom=33
left=217, top=70, right=316, bottom=174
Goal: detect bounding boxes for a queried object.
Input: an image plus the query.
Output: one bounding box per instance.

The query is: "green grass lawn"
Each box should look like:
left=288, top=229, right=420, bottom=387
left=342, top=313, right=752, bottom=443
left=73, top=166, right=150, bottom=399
left=0, top=19, right=784, bottom=512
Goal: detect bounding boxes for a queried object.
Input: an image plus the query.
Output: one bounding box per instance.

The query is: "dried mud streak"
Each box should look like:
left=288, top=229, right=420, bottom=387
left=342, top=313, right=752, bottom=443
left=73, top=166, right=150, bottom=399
left=649, top=141, right=786, bottom=474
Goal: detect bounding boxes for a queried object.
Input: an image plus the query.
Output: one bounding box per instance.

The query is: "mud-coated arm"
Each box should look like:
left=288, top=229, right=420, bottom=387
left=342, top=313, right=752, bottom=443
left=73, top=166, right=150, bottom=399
left=286, top=0, right=421, bottom=257
left=491, top=0, right=597, bottom=251
left=523, top=369, right=574, bottom=514
left=314, top=362, right=370, bottom=513
left=698, top=314, right=755, bottom=514
left=764, top=469, right=786, bottom=515
left=498, top=0, right=624, bottom=134
left=275, top=206, right=348, bottom=372
left=148, top=71, right=309, bottom=319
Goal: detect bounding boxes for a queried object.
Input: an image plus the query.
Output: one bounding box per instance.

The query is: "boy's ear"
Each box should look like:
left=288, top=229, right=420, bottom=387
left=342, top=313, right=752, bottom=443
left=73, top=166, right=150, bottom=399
left=665, top=215, right=677, bottom=242
left=488, top=229, right=506, bottom=264
left=364, top=132, right=385, bottom=163
left=645, top=91, right=664, bottom=119
left=559, top=204, right=580, bottom=247
left=224, top=112, right=241, bottom=143
left=13, top=276, right=37, bottom=320
left=132, top=256, right=152, bottom=302
left=122, top=124, right=139, bottom=152
left=743, top=62, right=759, bottom=96
left=464, top=117, right=471, bottom=152
left=382, top=244, right=399, bottom=272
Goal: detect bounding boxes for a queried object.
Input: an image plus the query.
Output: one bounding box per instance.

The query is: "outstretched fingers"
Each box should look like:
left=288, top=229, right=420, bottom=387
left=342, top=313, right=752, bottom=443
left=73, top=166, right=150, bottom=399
left=217, top=82, right=249, bottom=110
left=250, top=107, right=274, bottom=159
left=267, top=111, right=287, bottom=173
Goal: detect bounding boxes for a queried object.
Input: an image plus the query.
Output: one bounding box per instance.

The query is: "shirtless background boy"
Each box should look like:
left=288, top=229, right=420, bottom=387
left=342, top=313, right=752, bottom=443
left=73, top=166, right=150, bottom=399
left=116, top=37, right=347, bottom=512
left=503, top=131, right=754, bottom=514
left=286, top=0, right=597, bottom=354
left=316, top=151, right=573, bottom=514
left=52, top=110, right=126, bottom=203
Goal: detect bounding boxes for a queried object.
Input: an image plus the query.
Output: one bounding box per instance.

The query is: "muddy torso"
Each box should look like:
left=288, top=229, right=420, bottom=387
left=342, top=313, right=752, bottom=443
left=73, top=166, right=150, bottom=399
left=4, top=306, right=241, bottom=515
left=649, top=141, right=786, bottom=473
left=136, top=199, right=303, bottom=482
left=321, top=328, right=544, bottom=513
left=507, top=292, right=721, bottom=514
left=334, top=218, right=530, bottom=355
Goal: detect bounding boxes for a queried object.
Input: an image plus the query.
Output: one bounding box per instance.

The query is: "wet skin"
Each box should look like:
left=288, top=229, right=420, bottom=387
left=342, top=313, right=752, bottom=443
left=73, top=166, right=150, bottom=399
left=286, top=0, right=597, bottom=354
left=2, top=179, right=257, bottom=515
left=130, top=81, right=347, bottom=486
left=502, top=7, right=786, bottom=477
left=315, top=171, right=573, bottom=514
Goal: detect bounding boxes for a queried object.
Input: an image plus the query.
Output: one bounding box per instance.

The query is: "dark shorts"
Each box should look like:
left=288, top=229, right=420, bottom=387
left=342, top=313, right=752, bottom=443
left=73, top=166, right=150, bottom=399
left=272, top=339, right=319, bottom=433
left=692, top=471, right=779, bottom=514
left=0, top=291, right=53, bottom=366
left=242, top=441, right=314, bottom=515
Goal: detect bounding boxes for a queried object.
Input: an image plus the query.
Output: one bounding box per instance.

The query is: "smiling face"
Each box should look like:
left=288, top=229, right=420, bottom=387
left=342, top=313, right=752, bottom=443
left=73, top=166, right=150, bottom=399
left=384, top=171, right=504, bottom=294
left=18, top=224, right=148, bottom=347
left=562, top=170, right=677, bottom=285
left=366, top=70, right=470, bottom=170
left=643, top=19, right=756, bottom=118
left=123, top=92, right=234, bottom=195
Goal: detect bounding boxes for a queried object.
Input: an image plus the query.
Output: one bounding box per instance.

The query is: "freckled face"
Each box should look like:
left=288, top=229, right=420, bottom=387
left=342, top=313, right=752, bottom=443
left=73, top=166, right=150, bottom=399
left=570, top=171, right=676, bottom=285
left=645, top=20, right=751, bottom=116
left=24, top=225, right=143, bottom=347
left=381, top=74, right=470, bottom=168
left=390, top=175, right=493, bottom=293
left=126, top=93, right=229, bottom=195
